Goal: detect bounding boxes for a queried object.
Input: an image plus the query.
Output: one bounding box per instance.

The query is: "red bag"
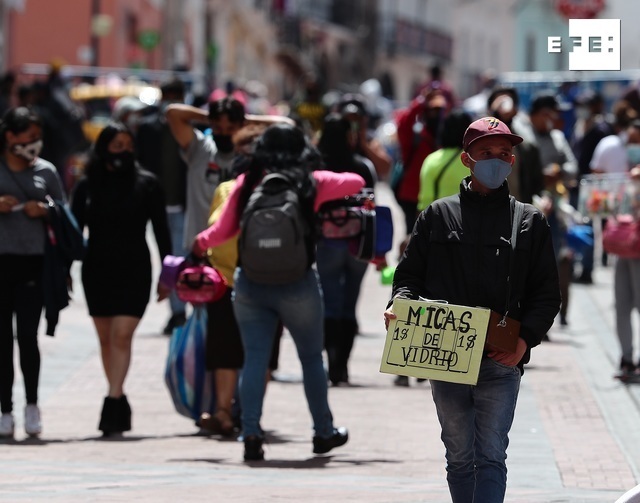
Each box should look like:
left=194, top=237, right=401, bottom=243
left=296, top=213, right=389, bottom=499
left=176, top=264, right=228, bottom=304
left=602, top=215, right=640, bottom=259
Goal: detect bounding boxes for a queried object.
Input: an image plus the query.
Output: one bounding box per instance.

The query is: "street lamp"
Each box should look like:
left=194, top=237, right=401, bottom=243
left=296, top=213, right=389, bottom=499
left=90, top=0, right=100, bottom=67
left=90, top=1, right=113, bottom=69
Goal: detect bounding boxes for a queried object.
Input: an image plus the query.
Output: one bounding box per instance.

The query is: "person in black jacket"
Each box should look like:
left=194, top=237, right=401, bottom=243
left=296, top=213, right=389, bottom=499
left=384, top=117, right=561, bottom=503
left=136, top=77, right=189, bottom=335
left=316, top=114, right=376, bottom=386
left=486, top=87, right=545, bottom=204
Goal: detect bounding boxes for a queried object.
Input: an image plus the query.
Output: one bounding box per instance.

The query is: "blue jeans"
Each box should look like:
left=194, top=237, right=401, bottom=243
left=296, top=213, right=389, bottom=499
left=232, top=267, right=334, bottom=438
left=430, top=358, right=521, bottom=503
left=316, top=240, right=368, bottom=321
left=167, top=210, right=187, bottom=316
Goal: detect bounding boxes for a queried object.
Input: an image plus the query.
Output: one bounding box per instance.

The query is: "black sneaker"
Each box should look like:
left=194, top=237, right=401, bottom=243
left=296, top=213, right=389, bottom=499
left=621, top=358, right=637, bottom=375
left=313, top=427, right=349, bottom=454
left=394, top=375, right=409, bottom=387
left=163, top=313, right=187, bottom=335
left=243, top=435, right=264, bottom=461
left=574, top=272, right=593, bottom=284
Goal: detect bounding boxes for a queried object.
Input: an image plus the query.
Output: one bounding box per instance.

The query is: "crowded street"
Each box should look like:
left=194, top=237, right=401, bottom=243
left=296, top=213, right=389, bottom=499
left=1, top=185, right=640, bottom=502
left=3, top=2, right=640, bottom=502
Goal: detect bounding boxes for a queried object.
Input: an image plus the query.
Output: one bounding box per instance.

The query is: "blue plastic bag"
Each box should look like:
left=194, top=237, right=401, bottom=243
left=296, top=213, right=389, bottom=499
left=164, top=306, right=214, bottom=420
left=566, top=224, right=594, bottom=254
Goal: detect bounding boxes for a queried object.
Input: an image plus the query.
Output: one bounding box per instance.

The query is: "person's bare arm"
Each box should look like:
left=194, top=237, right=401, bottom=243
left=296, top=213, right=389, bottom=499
left=245, top=114, right=296, bottom=127
left=356, top=115, right=391, bottom=177
left=361, top=137, right=392, bottom=178
left=165, top=104, right=209, bottom=149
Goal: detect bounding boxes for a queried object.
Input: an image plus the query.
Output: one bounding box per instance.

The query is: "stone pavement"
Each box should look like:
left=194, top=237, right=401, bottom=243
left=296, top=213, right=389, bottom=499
left=3, top=187, right=640, bottom=502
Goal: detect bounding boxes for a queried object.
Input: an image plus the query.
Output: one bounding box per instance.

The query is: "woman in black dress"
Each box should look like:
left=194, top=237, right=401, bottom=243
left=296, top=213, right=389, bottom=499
left=71, top=122, right=171, bottom=435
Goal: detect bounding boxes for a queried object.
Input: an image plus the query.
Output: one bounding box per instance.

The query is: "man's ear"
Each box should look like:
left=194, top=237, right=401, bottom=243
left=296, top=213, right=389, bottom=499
left=510, top=153, right=516, bottom=166
left=460, top=151, right=472, bottom=169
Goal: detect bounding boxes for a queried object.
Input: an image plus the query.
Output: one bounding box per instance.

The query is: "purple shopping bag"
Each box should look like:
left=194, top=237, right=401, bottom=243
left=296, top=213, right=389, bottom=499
left=160, top=255, right=187, bottom=289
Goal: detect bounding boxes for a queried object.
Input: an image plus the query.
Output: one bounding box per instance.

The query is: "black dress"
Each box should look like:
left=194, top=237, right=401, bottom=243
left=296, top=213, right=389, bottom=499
left=71, top=169, right=171, bottom=318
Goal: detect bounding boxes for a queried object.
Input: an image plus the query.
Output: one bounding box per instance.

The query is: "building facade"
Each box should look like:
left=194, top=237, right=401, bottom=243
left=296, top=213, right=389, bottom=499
left=8, top=0, right=164, bottom=72
left=1, top=0, right=635, bottom=105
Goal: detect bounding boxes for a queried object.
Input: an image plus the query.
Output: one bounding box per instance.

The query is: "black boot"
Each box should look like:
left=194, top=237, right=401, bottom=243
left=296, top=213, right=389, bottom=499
left=335, top=319, right=358, bottom=385
left=118, top=395, right=132, bottom=432
left=324, top=318, right=342, bottom=385
left=98, top=397, right=120, bottom=435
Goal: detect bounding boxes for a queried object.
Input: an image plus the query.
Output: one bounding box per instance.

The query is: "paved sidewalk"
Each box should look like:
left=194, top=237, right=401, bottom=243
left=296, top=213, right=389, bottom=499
left=2, top=187, right=640, bottom=502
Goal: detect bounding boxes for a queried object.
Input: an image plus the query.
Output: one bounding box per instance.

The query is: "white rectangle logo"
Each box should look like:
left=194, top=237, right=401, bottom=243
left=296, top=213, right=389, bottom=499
left=568, top=18, right=620, bottom=71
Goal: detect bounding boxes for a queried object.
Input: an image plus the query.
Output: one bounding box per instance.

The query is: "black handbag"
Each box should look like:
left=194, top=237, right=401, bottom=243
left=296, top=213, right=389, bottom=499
left=318, top=189, right=377, bottom=261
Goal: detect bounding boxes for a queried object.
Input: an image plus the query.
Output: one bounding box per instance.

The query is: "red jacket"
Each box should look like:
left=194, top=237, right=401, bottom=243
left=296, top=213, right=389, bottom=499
left=395, top=97, right=437, bottom=203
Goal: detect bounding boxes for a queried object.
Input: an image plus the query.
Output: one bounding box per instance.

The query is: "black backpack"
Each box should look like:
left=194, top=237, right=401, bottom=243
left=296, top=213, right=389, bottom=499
left=239, top=170, right=315, bottom=284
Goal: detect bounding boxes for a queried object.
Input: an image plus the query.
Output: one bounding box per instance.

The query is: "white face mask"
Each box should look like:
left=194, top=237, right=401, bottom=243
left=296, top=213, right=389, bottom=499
left=12, top=139, right=43, bottom=163
left=545, top=119, right=555, bottom=132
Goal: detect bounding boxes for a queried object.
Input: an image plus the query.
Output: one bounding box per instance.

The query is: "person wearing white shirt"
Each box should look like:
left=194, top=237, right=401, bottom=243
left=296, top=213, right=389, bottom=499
left=590, top=105, right=638, bottom=175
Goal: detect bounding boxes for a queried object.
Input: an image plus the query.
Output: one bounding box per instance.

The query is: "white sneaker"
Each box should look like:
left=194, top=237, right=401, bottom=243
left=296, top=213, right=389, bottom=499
left=24, top=405, right=41, bottom=437
left=0, top=413, right=14, bottom=438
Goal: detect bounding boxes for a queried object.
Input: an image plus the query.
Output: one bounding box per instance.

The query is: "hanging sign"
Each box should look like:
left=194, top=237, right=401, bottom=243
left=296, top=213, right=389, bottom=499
left=380, top=298, right=491, bottom=385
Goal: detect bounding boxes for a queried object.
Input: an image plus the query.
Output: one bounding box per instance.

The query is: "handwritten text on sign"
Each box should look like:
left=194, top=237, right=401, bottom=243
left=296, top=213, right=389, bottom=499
left=380, top=298, right=490, bottom=385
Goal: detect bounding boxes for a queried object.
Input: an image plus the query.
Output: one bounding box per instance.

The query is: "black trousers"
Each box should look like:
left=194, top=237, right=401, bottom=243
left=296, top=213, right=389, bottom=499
left=0, top=255, right=44, bottom=413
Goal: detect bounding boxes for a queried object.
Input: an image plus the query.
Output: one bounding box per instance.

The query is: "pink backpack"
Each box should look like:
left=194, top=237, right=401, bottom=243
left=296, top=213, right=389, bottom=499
left=176, top=264, right=228, bottom=305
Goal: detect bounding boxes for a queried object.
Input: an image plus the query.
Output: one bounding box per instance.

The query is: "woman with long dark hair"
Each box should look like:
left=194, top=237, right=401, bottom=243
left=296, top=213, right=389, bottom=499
left=316, top=114, right=376, bottom=386
left=71, top=122, right=171, bottom=436
left=193, top=124, right=365, bottom=461
left=0, top=106, right=65, bottom=438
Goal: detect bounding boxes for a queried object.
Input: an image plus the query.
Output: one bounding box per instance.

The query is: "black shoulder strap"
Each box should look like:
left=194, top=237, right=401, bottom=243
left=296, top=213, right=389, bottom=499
left=433, top=149, right=461, bottom=201
left=501, top=198, right=525, bottom=323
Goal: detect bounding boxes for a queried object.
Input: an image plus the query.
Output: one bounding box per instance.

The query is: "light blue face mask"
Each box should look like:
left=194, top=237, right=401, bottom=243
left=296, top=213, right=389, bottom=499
left=627, top=144, right=640, bottom=167
left=467, top=155, right=512, bottom=189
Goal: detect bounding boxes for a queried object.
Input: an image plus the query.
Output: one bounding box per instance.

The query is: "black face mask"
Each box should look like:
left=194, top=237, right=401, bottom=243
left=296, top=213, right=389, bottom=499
left=424, top=108, right=444, bottom=135
left=426, top=117, right=442, bottom=135
left=105, top=151, right=136, bottom=172
left=213, top=134, right=234, bottom=154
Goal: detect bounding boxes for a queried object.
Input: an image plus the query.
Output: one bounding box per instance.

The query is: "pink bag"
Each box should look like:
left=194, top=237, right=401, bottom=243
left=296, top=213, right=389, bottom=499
left=602, top=215, right=640, bottom=259
left=318, top=189, right=375, bottom=240
left=320, top=207, right=363, bottom=239
left=176, top=264, right=228, bottom=304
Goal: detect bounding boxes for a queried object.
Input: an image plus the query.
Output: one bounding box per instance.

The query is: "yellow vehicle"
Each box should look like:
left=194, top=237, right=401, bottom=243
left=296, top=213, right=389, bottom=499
left=69, top=80, right=161, bottom=142
left=63, top=79, right=161, bottom=190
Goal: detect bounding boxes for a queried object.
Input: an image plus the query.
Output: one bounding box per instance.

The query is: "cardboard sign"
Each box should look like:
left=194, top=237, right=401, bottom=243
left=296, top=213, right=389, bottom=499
left=380, top=298, right=491, bottom=385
